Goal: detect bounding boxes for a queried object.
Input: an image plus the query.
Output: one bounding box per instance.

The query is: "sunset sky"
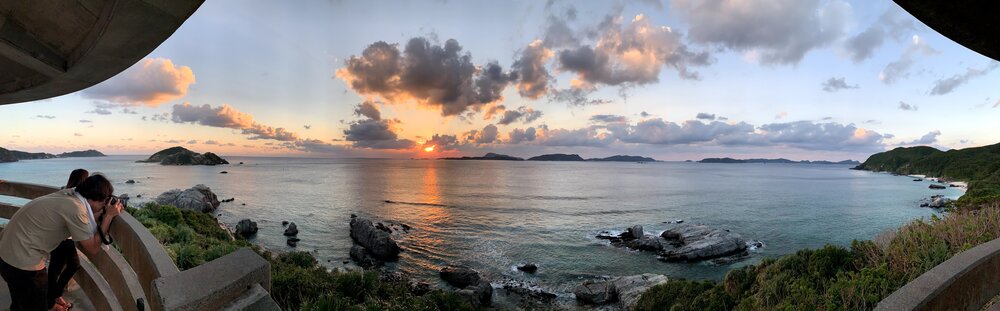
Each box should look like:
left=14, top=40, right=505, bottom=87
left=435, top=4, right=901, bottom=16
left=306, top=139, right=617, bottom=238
left=2, top=0, right=997, bottom=161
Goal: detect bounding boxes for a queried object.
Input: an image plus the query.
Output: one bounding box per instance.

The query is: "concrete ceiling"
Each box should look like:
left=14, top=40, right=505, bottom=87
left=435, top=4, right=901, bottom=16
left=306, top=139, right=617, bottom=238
left=894, top=0, right=999, bottom=62
left=0, top=0, right=203, bottom=105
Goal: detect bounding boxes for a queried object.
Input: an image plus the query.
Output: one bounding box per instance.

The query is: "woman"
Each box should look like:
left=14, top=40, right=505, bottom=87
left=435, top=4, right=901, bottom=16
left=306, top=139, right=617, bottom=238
left=49, top=168, right=88, bottom=310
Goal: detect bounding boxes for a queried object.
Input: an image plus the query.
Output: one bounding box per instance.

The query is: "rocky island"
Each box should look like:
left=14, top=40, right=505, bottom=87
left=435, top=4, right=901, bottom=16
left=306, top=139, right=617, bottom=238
left=58, top=149, right=106, bottom=157
left=1, top=147, right=107, bottom=162
left=138, top=146, right=229, bottom=165
left=527, top=153, right=586, bottom=161
left=699, top=157, right=860, bottom=164
left=443, top=152, right=523, bottom=161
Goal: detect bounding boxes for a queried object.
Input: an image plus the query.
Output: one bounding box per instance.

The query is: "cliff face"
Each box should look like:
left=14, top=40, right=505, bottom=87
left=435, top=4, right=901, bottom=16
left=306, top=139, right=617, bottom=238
left=0, top=147, right=16, bottom=163
left=139, top=146, right=229, bottom=166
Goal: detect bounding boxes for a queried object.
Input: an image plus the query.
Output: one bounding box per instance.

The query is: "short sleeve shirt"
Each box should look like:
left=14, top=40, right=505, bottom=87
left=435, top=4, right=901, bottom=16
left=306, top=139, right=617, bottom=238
left=0, top=189, right=92, bottom=271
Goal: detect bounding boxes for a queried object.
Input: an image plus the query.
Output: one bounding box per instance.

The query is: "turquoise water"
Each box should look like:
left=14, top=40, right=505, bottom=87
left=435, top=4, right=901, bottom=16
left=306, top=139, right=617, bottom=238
left=0, top=156, right=963, bottom=295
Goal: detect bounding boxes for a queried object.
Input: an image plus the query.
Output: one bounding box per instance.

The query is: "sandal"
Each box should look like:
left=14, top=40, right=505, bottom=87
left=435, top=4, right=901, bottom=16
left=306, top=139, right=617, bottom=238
left=55, top=297, right=74, bottom=309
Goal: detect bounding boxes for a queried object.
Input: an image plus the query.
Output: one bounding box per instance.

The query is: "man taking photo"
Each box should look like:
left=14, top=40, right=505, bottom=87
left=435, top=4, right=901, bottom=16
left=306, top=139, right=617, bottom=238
left=0, top=174, right=123, bottom=311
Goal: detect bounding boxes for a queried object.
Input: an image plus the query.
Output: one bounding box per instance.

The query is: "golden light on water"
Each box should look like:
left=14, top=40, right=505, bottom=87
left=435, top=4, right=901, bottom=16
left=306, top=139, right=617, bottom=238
left=424, top=145, right=435, bottom=152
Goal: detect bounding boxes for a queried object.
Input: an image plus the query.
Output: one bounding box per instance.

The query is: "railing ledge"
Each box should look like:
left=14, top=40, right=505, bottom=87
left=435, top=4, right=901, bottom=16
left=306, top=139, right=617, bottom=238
left=876, top=237, right=1000, bottom=311
left=150, top=248, right=271, bottom=311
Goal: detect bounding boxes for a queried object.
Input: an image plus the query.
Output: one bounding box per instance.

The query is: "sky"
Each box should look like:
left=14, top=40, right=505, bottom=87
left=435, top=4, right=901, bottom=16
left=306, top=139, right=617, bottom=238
left=2, top=0, right=998, bottom=161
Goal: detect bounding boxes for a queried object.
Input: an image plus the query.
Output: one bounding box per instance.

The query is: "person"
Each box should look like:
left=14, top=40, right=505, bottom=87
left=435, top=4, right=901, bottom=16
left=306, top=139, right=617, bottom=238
left=0, top=174, right=123, bottom=311
left=47, top=169, right=90, bottom=310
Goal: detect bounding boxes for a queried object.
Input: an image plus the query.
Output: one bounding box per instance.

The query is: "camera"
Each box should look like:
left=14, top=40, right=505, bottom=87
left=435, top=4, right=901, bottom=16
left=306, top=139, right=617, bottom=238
left=108, top=195, right=129, bottom=209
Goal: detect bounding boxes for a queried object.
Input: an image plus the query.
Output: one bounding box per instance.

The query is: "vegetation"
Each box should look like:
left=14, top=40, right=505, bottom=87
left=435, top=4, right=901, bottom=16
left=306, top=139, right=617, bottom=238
left=636, top=202, right=1000, bottom=310
left=853, top=143, right=1000, bottom=208
left=129, top=203, right=471, bottom=310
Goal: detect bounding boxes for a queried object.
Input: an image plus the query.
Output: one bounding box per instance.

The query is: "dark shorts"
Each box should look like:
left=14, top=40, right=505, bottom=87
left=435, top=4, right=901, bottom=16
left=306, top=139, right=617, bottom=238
left=0, top=257, right=48, bottom=311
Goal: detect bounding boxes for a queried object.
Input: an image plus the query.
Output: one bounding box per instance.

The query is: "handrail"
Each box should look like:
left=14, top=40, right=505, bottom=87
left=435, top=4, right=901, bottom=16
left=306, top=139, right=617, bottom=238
left=876, top=237, right=1000, bottom=310
left=1, top=179, right=278, bottom=310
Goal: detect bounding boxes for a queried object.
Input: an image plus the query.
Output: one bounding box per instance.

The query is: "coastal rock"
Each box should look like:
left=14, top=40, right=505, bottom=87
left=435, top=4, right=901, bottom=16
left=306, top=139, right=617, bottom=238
left=286, top=239, right=298, bottom=247
left=155, top=184, right=221, bottom=212
left=283, top=222, right=299, bottom=236
left=573, top=280, right=617, bottom=305
left=625, top=236, right=666, bottom=251
left=234, top=219, right=258, bottom=238
left=281, top=220, right=289, bottom=226
left=496, top=278, right=557, bottom=302
left=517, top=263, right=538, bottom=273
left=125, top=179, right=136, bottom=184
left=929, top=184, right=946, bottom=189
left=612, top=274, right=669, bottom=310
left=624, top=225, right=644, bottom=240
left=440, top=265, right=482, bottom=288
left=658, top=224, right=747, bottom=262
left=220, top=171, right=228, bottom=174
left=349, top=217, right=401, bottom=260
left=350, top=245, right=383, bottom=268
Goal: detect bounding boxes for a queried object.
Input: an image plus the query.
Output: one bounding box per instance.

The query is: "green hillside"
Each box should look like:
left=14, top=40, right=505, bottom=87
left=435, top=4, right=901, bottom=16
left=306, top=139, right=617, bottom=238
left=855, top=143, right=1000, bottom=206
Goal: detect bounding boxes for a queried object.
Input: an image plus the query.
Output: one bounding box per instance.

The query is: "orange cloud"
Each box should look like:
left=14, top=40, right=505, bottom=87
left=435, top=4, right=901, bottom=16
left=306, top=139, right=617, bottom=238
left=83, top=58, right=196, bottom=107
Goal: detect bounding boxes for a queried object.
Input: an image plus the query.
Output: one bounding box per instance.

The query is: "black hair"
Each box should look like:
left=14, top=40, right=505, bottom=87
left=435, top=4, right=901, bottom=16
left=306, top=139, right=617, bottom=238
left=65, top=169, right=89, bottom=189
left=75, top=174, right=114, bottom=202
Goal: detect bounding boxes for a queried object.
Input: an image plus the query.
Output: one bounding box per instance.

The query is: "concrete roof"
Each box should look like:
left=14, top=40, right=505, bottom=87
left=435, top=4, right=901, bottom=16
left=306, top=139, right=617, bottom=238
left=0, top=0, right=203, bottom=105
left=894, top=0, right=1000, bottom=62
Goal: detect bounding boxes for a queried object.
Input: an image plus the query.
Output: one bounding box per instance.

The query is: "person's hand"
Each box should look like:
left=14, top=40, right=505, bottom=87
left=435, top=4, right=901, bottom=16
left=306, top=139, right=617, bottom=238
left=105, top=199, right=123, bottom=218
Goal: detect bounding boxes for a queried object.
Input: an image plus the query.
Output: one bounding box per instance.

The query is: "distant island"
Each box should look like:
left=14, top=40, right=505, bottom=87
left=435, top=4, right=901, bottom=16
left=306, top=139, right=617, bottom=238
left=443, top=153, right=657, bottom=162
left=854, top=143, right=1000, bottom=206
left=58, top=149, right=106, bottom=158
left=138, top=146, right=229, bottom=166
left=1, top=147, right=107, bottom=163
left=698, top=157, right=860, bottom=165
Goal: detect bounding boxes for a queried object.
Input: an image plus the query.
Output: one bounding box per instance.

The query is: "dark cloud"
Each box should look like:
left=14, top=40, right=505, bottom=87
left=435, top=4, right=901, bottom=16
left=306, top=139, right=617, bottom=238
left=929, top=62, right=999, bottom=96
left=672, top=0, right=850, bottom=65
left=511, top=41, right=553, bottom=99
left=497, top=106, right=543, bottom=125
left=82, top=58, right=195, bottom=107
left=548, top=87, right=612, bottom=106
left=187, top=140, right=198, bottom=144
left=508, top=127, right=537, bottom=144
left=898, top=101, right=917, bottom=111
left=695, top=113, right=716, bottom=120
left=423, top=134, right=460, bottom=150
left=821, top=77, right=859, bottom=92
left=171, top=103, right=254, bottom=128
left=464, top=124, right=500, bottom=144
left=337, top=37, right=516, bottom=116
left=640, top=111, right=651, bottom=118
left=354, top=101, right=382, bottom=120
left=303, top=125, right=312, bottom=130
left=343, top=107, right=416, bottom=150
left=844, top=6, right=917, bottom=63
left=590, top=114, right=629, bottom=123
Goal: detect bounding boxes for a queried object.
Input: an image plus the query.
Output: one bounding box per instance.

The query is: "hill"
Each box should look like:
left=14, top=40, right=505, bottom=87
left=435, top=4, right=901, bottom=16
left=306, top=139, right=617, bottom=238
left=588, top=155, right=657, bottom=162
left=699, top=158, right=860, bottom=165
left=855, top=143, right=1000, bottom=205
left=138, top=146, right=229, bottom=166
left=443, top=152, right=524, bottom=161
left=527, top=154, right=586, bottom=161
left=58, top=149, right=106, bottom=158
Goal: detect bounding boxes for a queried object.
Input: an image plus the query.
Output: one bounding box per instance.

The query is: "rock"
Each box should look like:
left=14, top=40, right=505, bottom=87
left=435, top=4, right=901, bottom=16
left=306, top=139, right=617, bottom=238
left=350, top=217, right=401, bottom=260
left=234, top=219, right=258, bottom=238
left=286, top=239, right=297, bottom=247
left=517, top=263, right=538, bottom=273
left=913, top=178, right=923, bottom=181
left=440, top=265, right=482, bottom=288
left=612, top=274, right=669, bottom=310
left=658, top=224, right=747, bottom=262
left=138, top=146, right=229, bottom=166
left=281, top=220, right=289, bottom=226
left=221, top=198, right=235, bottom=203
left=574, top=280, right=617, bottom=305
left=624, top=225, right=644, bottom=240
left=220, top=171, right=228, bottom=174
left=409, top=281, right=431, bottom=296
left=928, top=196, right=953, bottom=208
left=125, top=179, right=136, bottom=184
left=136, top=194, right=142, bottom=198
left=496, top=278, right=557, bottom=302
left=625, top=236, right=666, bottom=251
left=350, top=245, right=383, bottom=268
left=286, top=237, right=300, bottom=242
left=155, top=184, right=221, bottom=212
left=284, top=222, right=299, bottom=236
left=239, top=162, right=244, bottom=165
left=929, top=184, right=946, bottom=189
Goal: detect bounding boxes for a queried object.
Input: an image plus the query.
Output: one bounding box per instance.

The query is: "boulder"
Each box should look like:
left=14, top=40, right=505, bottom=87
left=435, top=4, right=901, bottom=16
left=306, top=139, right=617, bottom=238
left=612, top=274, right=669, bottom=310
left=624, top=225, right=644, bottom=240
left=281, top=220, right=289, bottom=226
left=220, top=171, right=229, bottom=174
left=440, top=265, right=482, bottom=288
left=929, top=184, right=946, bottom=189
left=283, top=222, right=299, bottom=236
left=349, top=217, right=401, bottom=260
left=456, top=281, right=492, bottom=306
left=155, top=184, right=221, bottom=212
left=350, top=245, right=383, bottom=268
left=574, top=280, right=617, bottom=305
left=125, top=179, right=136, bottom=184
left=625, top=236, right=665, bottom=251
left=517, top=263, right=538, bottom=273
left=234, top=219, right=258, bottom=238
left=658, top=224, right=747, bottom=262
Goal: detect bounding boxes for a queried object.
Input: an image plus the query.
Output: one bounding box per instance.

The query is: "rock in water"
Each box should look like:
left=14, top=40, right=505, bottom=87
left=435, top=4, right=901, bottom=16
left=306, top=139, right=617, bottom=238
left=349, top=217, right=400, bottom=260
left=658, top=224, right=747, bottom=261
left=574, top=280, right=617, bottom=305
left=517, top=263, right=538, bottom=273
left=626, top=225, right=644, bottom=239
left=929, top=184, right=947, bottom=189
left=234, top=219, right=258, bottom=238
left=283, top=222, right=299, bottom=236
left=612, top=274, right=669, bottom=310
left=440, top=265, right=482, bottom=288
left=138, top=146, right=229, bottom=165
left=350, top=245, right=383, bottom=268
left=155, top=184, right=221, bottom=212
left=125, top=179, right=136, bottom=184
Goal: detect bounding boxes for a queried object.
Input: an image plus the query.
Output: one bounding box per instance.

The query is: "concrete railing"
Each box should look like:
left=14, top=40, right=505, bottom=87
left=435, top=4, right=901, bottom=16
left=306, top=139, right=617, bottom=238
left=876, top=237, right=1000, bottom=310
left=0, top=179, right=280, bottom=311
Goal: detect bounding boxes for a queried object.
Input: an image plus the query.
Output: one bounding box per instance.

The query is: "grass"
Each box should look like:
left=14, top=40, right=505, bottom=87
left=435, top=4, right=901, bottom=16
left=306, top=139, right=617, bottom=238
left=636, top=201, right=1000, bottom=310
left=129, top=203, right=472, bottom=311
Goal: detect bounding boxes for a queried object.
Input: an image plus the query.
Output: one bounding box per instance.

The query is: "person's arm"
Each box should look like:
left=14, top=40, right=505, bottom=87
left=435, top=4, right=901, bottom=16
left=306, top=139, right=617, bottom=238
left=78, top=205, right=121, bottom=257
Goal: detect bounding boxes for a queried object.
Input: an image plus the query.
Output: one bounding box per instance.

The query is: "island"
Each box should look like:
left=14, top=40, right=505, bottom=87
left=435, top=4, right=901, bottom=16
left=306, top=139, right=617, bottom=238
left=443, top=152, right=523, bottom=161
left=138, top=146, right=229, bottom=166
left=588, top=155, right=657, bottom=162
left=698, top=157, right=860, bottom=165
left=527, top=154, right=586, bottom=161
left=854, top=143, right=1000, bottom=205
left=0, top=147, right=57, bottom=162
left=58, top=149, right=106, bottom=158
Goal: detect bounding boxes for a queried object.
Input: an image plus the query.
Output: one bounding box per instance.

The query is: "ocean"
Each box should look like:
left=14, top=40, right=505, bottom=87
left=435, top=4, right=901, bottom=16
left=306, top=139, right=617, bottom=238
left=0, top=156, right=964, bottom=299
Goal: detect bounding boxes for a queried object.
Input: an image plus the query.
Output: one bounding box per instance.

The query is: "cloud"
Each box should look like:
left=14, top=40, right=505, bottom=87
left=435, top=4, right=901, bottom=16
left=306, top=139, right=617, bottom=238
left=87, top=108, right=112, bottom=115
left=901, top=130, right=940, bottom=145
left=775, top=112, right=788, bottom=119
left=511, top=40, right=554, bottom=99
left=187, top=140, right=198, bottom=144
left=144, top=113, right=170, bottom=122
left=422, top=134, right=460, bottom=150
left=354, top=101, right=382, bottom=120
left=343, top=104, right=415, bottom=150
left=79, top=120, right=92, bottom=123
left=508, top=127, right=537, bottom=144
left=879, top=35, right=939, bottom=84
left=303, top=125, right=312, bottom=130
left=898, top=101, right=917, bottom=111
left=929, top=62, right=999, bottom=96
left=464, top=124, right=499, bottom=144
left=497, top=106, right=543, bottom=125
left=671, top=0, right=850, bottom=65
left=548, top=87, right=613, bottom=106
left=844, top=6, right=917, bottom=63
left=74, top=133, right=83, bottom=137
left=994, top=99, right=1000, bottom=108
left=171, top=103, right=255, bottom=128
left=695, top=113, right=716, bottom=120
left=821, top=77, right=859, bottom=92
left=204, top=140, right=219, bottom=145
left=337, top=37, right=519, bottom=116
left=590, top=114, right=629, bottom=123
left=82, top=58, right=195, bottom=107
left=36, top=115, right=56, bottom=119
left=640, top=111, right=651, bottom=118
left=166, top=140, right=181, bottom=144
left=121, top=108, right=138, bottom=115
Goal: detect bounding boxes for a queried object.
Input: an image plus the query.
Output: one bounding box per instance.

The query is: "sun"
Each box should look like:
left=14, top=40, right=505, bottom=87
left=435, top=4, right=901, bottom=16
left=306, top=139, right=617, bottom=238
left=423, top=145, right=435, bottom=152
